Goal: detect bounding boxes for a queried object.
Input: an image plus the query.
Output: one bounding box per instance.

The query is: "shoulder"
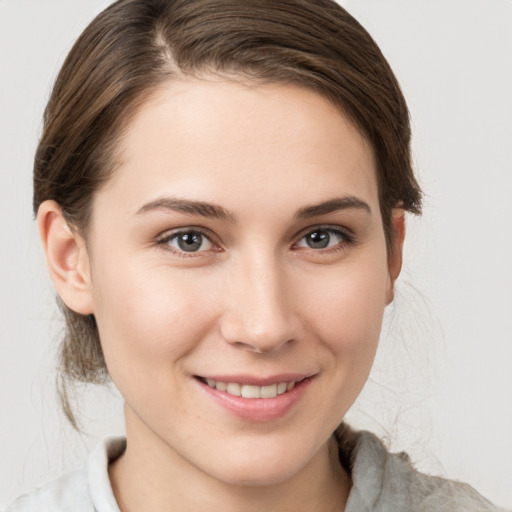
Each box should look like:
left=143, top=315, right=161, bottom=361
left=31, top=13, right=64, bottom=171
left=336, top=424, right=507, bottom=512
left=5, top=467, right=92, bottom=512
left=5, top=437, right=125, bottom=512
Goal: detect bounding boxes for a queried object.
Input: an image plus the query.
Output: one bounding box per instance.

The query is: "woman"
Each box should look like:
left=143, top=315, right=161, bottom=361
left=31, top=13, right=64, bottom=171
left=4, top=0, right=508, bottom=510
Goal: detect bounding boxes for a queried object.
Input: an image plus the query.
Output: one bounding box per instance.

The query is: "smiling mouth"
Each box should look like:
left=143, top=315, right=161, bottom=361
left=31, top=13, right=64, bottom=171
left=197, top=377, right=301, bottom=399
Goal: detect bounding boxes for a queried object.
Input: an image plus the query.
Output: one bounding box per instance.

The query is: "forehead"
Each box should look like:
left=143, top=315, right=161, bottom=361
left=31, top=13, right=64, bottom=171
left=99, top=77, right=379, bottom=218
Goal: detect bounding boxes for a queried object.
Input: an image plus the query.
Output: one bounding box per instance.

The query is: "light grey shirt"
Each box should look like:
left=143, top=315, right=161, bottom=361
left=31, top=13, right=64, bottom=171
left=6, top=430, right=506, bottom=511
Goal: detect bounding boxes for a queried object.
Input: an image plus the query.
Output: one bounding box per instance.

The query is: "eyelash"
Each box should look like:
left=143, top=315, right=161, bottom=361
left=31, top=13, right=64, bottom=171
left=155, top=225, right=356, bottom=258
left=292, top=226, right=356, bottom=254
left=156, top=227, right=220, bottom=258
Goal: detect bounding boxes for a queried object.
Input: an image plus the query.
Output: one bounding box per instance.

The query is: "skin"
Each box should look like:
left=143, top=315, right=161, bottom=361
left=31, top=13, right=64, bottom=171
left=39, top=78, right=404, bottom=512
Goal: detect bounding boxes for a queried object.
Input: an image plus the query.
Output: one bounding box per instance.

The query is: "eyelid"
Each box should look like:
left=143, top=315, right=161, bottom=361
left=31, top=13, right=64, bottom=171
left=155, top=226, right=222, bottom=255
left=291, top=225, right=357, bottom=256
left=294, top=224, right=355, bottom=243
left=153, top=224, right=355, bottom=257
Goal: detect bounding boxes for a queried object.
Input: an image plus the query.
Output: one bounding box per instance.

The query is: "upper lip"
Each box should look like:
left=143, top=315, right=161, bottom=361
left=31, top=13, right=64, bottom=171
left=195, top=373, right=315, bottom=386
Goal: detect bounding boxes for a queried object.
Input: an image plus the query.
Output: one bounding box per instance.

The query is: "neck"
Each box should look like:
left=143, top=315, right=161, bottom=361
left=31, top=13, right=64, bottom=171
left=109, top=410, right=351, bottom=512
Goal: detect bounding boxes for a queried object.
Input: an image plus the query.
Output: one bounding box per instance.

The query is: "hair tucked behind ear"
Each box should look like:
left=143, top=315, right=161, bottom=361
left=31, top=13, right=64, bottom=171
left=35, top=0, right=422, bottom=426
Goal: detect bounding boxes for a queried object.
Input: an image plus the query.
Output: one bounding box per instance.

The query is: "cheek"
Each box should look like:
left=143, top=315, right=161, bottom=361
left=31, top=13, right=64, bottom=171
left=307, top=258, right=389, bottom=336
left=300, top=252, right=390, bottom=386
left=90, top=258, right=217, bottom=383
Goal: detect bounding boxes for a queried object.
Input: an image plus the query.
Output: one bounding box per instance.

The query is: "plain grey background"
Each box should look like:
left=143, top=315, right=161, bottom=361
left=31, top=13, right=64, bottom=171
left=1, top=0, right=511, bottom=508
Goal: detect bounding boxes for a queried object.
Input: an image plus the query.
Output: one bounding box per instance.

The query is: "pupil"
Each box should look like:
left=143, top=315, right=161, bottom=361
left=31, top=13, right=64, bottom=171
left=178, top=232, right=202, bottom=251
left=308, top=230, right=329, bottom=249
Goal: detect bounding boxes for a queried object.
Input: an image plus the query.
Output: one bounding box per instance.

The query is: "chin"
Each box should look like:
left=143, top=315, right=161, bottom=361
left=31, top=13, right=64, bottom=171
left=194, top=433, right=323, bottom=487
left=209, top=458, right=304, bottom=488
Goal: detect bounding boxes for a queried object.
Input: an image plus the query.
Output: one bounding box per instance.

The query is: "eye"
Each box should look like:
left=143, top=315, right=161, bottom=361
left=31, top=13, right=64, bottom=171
left=162, top=230, right=214, bottom=253
left=295, top=228, right=351, bottom=250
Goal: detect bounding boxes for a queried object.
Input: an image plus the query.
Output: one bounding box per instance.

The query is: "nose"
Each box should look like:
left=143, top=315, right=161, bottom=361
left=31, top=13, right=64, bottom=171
left=219, top=252, right=297, bottom=354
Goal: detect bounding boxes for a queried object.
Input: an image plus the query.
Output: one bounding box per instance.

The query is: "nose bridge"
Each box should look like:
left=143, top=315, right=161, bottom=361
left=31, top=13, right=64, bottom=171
left=221, top=247, right=295, bottom=352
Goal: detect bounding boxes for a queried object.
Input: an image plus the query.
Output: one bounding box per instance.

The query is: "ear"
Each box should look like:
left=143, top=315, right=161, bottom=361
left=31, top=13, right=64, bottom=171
left=386, top=208, right=406, bottom=304
left=37, top=200, right=94, bottom=314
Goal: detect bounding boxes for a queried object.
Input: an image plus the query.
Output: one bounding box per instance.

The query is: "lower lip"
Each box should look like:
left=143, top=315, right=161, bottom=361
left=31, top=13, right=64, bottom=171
left=196, top=377, right=313, bottom=422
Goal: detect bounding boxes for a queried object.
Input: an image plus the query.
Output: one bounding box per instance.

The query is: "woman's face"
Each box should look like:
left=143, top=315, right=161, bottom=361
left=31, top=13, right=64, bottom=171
left=84, top=78, right=401, bottom=485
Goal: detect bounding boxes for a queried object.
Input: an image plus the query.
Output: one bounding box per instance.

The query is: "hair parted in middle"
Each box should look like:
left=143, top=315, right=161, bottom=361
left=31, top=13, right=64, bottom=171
left=33, top=0, right=422, bottom=426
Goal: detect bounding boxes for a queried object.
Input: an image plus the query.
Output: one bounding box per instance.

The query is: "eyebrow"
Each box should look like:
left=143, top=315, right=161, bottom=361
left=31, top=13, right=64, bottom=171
left=135, top=195, right=371, bottom=221
left=135, top=197, right=235, bottom=221
left=295, top=196, right=371, bottom=218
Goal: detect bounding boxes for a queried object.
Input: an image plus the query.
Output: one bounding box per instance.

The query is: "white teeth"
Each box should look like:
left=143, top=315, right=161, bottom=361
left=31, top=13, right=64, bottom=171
left=226, top=382, right=241, bottom=396
left=215, top=381, right=227, bottom=392
left=204, top=378, right=299, bottom=398
left=277, top=382, right=287, bottom=395
left=241, top=385, right=260, bottom=398
left=260, top=384, right=277, bottom=398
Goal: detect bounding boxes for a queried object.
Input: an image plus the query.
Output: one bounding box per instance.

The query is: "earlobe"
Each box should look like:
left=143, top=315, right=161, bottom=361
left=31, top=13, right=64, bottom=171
left=386, top=208, right=406, bottom=304
left=37, top=200, right=94, bottom=314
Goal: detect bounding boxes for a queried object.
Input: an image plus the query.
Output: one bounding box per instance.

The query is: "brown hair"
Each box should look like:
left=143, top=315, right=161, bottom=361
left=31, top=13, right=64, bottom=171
left=34, top=0, right=422, bottom=426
